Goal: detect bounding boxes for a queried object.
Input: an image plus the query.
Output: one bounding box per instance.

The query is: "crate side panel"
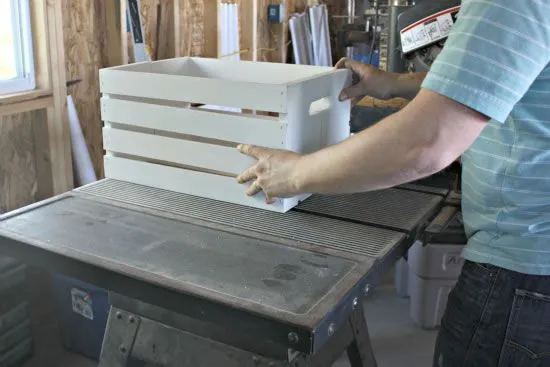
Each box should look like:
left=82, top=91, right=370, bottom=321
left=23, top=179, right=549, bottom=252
left=103, top=156, right=292, bottom=212
left=326, top=71, right=352, bottom=146
left=284, top=74, right=332, bottom=154
left=103, top=127, right=257, bottom=176
left=99, top=69, right=288, bottom=112
left=284, top=69, right=352, bottom=154
left=100, top=98, right=287, bottom=149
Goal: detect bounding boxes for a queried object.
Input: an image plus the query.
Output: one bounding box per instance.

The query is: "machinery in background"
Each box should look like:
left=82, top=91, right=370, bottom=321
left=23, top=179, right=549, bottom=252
left=334, top=0, right=386, bottom=67
left=334, top=0, right=461, bottom=71
left=391, top=0, right=461, bottom=72
left=346, top=0, right=463, bottom=193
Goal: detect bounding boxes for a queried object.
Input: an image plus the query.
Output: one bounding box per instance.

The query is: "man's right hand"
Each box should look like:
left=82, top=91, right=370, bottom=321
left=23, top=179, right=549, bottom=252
left=335, top=58, right=398, bottom=105
left=335, top=58, right=427, bottom=104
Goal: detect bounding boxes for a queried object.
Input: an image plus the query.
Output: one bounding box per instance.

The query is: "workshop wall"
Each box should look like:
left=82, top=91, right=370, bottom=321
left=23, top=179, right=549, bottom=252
left=0, top=111, right=47, bottom=213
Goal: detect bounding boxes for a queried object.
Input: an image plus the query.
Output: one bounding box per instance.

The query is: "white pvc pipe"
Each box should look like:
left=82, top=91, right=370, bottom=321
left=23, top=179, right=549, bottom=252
left=67, top=95, right=97, bottom=186
left=321, top=4, right=333, bottom=66
left=309, top=6, right=322, bottom=65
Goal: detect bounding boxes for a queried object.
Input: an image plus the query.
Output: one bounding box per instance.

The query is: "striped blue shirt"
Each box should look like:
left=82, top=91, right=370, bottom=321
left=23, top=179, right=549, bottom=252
left=421, top=0, right=550, bottom=275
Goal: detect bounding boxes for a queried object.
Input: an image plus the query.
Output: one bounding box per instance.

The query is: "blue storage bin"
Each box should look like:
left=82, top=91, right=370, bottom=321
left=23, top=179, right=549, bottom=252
left=52, top=274, right=110, bottom=361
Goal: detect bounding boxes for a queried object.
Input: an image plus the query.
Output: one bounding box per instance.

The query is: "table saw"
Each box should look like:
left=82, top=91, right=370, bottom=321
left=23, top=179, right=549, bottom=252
left=0, top=178, right=447, bottom=366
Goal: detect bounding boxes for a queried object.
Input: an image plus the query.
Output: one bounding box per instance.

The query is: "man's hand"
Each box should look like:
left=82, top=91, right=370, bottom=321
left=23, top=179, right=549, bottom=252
left=236, top=144, right=304, bottom=204
left=335, top=58, right=428, bottom=103
left=335, top=58, right=398, bottom=104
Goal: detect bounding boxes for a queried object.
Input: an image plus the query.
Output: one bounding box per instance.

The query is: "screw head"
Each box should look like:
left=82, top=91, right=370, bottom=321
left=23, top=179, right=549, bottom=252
left=119, top=345, right=127, bottom=354
left=364, top=284, right=371, bottom=296
left=288, top=332, right=299, bottom=344
left=252, top=355, right=260, bottom=362
left=327, top=323, right=336, bottom=336
left=352, top=297, right=360, bottom=309
left=116, top=312, right=122, bottom=319
left=128, top=316, right=136, bottom=324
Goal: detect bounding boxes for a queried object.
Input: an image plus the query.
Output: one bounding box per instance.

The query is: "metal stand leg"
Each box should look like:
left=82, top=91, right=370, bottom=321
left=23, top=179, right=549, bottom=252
left=308, top=302, right=378, bottom=367
left=346, top=304, right=377, bottom=367
left=98, top=307, right=140, bottom=367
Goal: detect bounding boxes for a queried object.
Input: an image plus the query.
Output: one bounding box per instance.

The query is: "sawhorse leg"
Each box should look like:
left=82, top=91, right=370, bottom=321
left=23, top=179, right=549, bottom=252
left=308, top=302, right=377, bottom=367
left=98, top=301, right=377, bottom=367
left=346, top=303, right=377, bottom=367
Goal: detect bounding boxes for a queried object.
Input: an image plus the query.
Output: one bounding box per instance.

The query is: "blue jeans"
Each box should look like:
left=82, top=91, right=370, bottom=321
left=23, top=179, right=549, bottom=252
left=433, top=260, right=550, bottom=367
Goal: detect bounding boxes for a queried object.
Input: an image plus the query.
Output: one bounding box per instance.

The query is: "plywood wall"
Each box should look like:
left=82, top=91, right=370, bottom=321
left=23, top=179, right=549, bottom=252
left=0, top=110, right=48, bottom=213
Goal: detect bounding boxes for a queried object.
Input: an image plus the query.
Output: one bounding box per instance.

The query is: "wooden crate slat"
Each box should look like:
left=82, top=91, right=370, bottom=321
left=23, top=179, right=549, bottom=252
left=101, top=97, right=287, bottom=149
left=99, top=69, right=289, bottom=112
left=103, top=156, right=307, bottom=212
left=103, top=127, right=257, bottom=175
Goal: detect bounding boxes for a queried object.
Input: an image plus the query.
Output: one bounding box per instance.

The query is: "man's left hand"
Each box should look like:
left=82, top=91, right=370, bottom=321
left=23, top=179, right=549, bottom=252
left=236, top=144, right=303, bottom=204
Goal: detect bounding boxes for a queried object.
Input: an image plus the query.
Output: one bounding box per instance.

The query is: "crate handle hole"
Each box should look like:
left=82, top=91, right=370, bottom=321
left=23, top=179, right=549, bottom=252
left=309, top=97, right=332, bottom=116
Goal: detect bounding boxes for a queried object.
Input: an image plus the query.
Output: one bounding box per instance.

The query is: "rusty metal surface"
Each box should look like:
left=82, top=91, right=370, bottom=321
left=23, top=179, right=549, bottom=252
left=0, top=195, right=364, bottom=317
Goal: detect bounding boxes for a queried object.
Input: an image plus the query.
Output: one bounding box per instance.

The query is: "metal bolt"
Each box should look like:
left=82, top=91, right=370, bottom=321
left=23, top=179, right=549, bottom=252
left=119, top=345, right=127, bottom=354
left=364, top=284, right=371, bottom=296
left=288, top=332, right=299, bottom=344
left=116, top=312, right=122, bottom=319
left=352, top=297, right=360, bottom=309
left=128, top=316, right=136, bottom=324
left=252, top=356, right=260, bottom=363
left=327, top=323, right=336, bottom=336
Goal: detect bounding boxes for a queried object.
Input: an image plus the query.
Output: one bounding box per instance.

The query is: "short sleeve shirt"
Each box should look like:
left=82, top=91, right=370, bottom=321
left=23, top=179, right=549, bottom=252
left=421, top=0, right=550, bottom=274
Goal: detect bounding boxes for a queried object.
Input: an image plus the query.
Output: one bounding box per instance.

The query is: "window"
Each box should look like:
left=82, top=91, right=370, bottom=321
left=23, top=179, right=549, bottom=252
left=0, top=0, right=35, bottom=95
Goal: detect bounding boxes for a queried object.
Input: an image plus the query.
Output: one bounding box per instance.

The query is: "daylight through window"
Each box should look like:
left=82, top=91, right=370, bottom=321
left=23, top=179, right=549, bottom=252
left=0, top=0, right=35, bottom=95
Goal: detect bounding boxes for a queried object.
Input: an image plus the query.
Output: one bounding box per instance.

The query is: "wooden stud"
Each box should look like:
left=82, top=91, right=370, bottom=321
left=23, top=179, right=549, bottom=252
left=45, top=0, right=73, bottom=195
left=103, top=0, right=127, bottom=66
left=173, top=0, right=181, bottom=57
left=203, top=0, right=218, bottom=58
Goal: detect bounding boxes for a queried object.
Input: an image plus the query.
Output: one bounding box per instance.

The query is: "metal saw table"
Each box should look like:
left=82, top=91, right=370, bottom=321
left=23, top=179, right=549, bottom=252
left=0, top=179, right=446, bottom=366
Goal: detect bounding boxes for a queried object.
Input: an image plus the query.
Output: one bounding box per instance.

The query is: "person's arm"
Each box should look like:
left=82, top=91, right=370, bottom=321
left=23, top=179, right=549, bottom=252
left=391, top=71, right=428, bottom=100
left=237, top=88, right=488, bottom=200
left=237, top=0, right=550, bottom=203
left=293, top=88, right=487, bottom=194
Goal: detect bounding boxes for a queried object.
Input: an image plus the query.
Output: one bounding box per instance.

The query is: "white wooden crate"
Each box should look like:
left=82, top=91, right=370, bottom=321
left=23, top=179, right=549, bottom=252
left=99, top=57, right=352, bottom=212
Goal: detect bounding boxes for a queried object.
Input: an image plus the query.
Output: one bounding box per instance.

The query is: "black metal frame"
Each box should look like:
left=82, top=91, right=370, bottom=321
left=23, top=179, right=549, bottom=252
left=99, top=299, right=378, bottom=367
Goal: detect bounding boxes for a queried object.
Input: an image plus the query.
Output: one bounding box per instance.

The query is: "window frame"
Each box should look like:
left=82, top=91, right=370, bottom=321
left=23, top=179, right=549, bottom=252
left=0, top=0, right=36, bottom=95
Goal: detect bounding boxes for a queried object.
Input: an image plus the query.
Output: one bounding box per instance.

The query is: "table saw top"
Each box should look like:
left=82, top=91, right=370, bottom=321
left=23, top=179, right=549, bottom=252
left=0, top=179, right=445, bottom=354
